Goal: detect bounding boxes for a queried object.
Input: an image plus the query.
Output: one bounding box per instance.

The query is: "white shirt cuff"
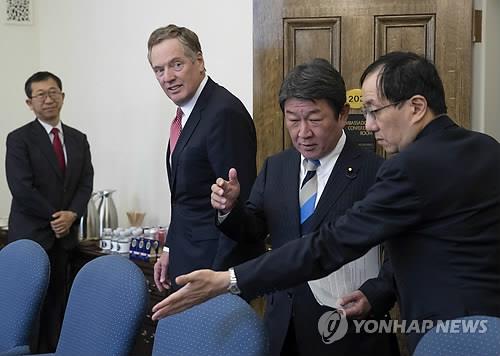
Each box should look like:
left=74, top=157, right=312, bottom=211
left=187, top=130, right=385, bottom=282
left=217, top=210, right=231, bottom=224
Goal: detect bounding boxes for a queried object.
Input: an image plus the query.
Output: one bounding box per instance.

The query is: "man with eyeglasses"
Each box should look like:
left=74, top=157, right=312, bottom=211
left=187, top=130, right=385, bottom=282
left=151, top=51, right=500, bottom=354
left=5, top=71, right=93, bottom=353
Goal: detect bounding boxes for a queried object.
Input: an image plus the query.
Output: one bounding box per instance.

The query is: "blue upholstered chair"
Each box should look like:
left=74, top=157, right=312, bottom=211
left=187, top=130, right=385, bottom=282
left=152, top=293, right=269, bottom=356
left=0, top=239, right=50, bottom=356
left=37, top=255, right=149, bottom=356
left=413, top=315, right=500, bottom=356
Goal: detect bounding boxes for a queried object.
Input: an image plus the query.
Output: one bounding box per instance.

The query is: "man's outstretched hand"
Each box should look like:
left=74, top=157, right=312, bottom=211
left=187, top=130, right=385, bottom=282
left=151, top=269, right=230, bottom=320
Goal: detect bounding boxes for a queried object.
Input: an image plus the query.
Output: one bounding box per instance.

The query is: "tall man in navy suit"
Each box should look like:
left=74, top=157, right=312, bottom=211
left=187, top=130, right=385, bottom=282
left=148, top=25, right=264, bottom=292
left=151, top=52, right=500, bottom=354
left=208, top=59, right=399, bottom=355
left=6, top=71, right=94, bottom=352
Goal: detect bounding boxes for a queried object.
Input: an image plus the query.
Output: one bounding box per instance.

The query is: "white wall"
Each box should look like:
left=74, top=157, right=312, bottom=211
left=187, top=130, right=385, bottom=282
left=0, top=0, right=253, bottom=227
left=482, top=0, right=500, bottom=141
left=472, top=0, right=500, bottom=142
left=471, top=0, right=485, bottom=133
left=0, top=2, right=40, bottom=221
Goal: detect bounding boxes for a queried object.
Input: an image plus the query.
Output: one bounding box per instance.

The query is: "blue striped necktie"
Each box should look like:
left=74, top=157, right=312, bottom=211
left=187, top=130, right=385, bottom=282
left=300, top=159, right=320, bottom=224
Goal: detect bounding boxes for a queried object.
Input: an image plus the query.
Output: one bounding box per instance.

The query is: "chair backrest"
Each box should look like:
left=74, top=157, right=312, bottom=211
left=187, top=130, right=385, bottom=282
left=413, top=315, right=500, bottom=356
left=152, top=293, right=269, bottom=356
left=0, top=239, right=50, bottom=354
left=55, top=255, right=149, bottom=356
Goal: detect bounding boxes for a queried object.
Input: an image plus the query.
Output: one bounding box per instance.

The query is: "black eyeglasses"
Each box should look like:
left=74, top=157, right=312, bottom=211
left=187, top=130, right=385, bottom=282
left=361, top=101, right=403, bottom=119
left=30, top=90, right=63, bottom=102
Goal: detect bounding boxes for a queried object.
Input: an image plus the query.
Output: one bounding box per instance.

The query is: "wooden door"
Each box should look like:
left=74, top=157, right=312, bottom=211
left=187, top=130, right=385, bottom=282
left=253, top=0, right=473, bottom=167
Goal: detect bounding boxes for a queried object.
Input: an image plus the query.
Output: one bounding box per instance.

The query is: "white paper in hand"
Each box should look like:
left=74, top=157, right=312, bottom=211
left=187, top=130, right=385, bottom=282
left=308, top=246, right=381, bottom=308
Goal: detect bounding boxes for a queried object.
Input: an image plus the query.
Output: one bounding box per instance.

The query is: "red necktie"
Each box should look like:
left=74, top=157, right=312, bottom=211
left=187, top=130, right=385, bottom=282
left=51, top=127, right=66, bottom=173
left=169, top=107, right=183, bottom=153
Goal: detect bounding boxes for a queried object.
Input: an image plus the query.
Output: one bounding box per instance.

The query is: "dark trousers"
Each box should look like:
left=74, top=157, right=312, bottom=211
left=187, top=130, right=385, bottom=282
left=280, top=317, right=400, bottom=356
left=279, top=285, right=400, bottom=356
left=280, top=319, right=300, bottom=356
left=31, top=241, right=73, bottom=353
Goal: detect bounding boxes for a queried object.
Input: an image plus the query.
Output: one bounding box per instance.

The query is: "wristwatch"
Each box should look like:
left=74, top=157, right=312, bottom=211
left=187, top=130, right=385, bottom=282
left=227, top=267, right=241, bottom=295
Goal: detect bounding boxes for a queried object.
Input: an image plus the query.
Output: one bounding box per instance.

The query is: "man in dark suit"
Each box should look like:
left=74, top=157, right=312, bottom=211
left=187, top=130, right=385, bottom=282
left=208, top=59, right=399, bottom=355
left=151, top=52, right=500, bottom=354
left=5, top=71, right=94, bottom=352
left=147, top=24, right=264, bottom=292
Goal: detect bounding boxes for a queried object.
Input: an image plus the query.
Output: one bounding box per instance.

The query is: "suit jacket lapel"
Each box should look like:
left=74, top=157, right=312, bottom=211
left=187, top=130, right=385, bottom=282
left=284, top=150, right=302, bottom=238
left=308, top=139, right=361, bottom=230
left=166, top=145, right=173, bottom=190
left=30, top=120, right=64, bottom=180
left=170, top=77, right=216, bottom=192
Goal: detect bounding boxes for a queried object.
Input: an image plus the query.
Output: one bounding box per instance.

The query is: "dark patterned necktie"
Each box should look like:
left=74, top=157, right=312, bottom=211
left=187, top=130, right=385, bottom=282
left=300, top=159, right=320, bottom=224
left=51, top=127, right=65, bottom=173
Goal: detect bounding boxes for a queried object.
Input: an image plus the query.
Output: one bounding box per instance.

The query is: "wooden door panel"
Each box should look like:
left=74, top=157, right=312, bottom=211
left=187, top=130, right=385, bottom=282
left=341, top=16, right=373, bottom=91
left=284, top=18, right=341, bottom=73
left=375, top=15, right=436, bottom=59
left=253, top=1, right=285, bottom=164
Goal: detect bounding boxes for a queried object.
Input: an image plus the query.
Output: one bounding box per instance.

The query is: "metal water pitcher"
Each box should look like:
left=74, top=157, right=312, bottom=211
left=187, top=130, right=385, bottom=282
left=78, top=193, right=99, bottom=240
left=96, top=189, right=118, bottom=238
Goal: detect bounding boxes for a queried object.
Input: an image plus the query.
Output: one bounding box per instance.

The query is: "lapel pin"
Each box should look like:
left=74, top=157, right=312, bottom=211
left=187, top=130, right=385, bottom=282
left=346, top=167, right=356, bottom=179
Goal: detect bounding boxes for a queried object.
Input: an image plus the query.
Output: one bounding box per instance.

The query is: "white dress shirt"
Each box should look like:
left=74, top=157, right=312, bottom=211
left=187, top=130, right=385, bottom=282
left=299, top=131, right=346, bottom=207
left=178, top=74, right=208, bottom=127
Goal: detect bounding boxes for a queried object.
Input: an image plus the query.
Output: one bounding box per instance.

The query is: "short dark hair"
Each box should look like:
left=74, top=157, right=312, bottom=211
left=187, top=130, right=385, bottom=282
left=147, top=24, right=202, bottom=63
left=279, top=58, right=346, bottom=117
left=360, top=52, right=447, bottom=115
left=25, top=71, right=62, bottom=98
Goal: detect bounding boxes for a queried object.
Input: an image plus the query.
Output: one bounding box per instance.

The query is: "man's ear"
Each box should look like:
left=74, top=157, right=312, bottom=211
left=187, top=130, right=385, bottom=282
left=25, top=99, right=34, bottom=111
left=196, top=52, right=205, bottom=73
left=409, top=95, right=427, bottom=123
left=338, top=104, right=350, bottom=125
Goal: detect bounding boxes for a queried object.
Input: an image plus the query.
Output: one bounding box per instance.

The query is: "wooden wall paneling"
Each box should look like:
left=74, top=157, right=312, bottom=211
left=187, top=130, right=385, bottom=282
left=253, top=0, right=285, bottom=168
left=435, top=0, right=472, bottom=128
